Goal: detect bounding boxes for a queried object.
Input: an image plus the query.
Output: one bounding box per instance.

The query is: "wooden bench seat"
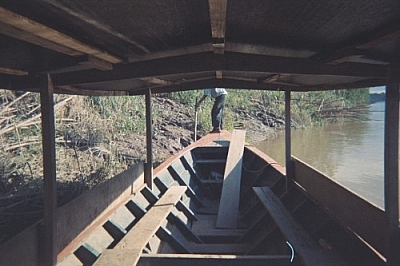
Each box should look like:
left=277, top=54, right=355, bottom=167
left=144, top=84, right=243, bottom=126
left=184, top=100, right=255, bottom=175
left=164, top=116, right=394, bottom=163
left=187, top=243, right=250, bottom=254
left=253, top=186, right=348, bottom=266
left=93, top=186, right=187, bottom=266
left=194, top=159, right=227, bottom=164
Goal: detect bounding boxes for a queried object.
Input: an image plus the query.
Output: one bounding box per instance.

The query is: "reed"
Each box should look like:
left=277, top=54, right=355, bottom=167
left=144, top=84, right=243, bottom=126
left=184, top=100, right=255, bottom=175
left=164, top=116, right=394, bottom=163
left=0, top=87, right=370, bottom=200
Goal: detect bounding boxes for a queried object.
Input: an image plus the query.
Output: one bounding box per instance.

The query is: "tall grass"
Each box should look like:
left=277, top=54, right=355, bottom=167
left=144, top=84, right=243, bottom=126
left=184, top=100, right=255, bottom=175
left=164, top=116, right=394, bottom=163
left=168, top=88, right=370, bottom=132
left=87, top=96, right=146, bottom=134
left=0, top=87, right=370, bottom=199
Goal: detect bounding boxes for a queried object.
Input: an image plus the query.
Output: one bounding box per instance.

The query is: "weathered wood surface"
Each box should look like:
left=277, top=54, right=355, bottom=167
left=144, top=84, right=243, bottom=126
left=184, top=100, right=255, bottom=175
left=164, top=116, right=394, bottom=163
left=139, top=254, right=292, bottom=266
left=0, top=7, right=122, bottom=63
left=192, top=214, right=245, bottom=239
left=94, top=249, right=141, bottom=266
left=292, top=157, right=387, bottom=257
left=194, top=159, right=226, bottom=164
left=93, top=186, right=187, bottom=266
left=253, top=186, right=347, bottom=266
left=188, top=243, right=249, bottom=254
left=40, top=73, right=57, bottom=266
left=384, top=65, right=400, bottom=265
left=153, top=131, right=231, bottom=176
left=216, top=129, right=246, bottom=228
left=145, top=88, right=153, bottom=189
left=57, top=164, right=144, bottom=261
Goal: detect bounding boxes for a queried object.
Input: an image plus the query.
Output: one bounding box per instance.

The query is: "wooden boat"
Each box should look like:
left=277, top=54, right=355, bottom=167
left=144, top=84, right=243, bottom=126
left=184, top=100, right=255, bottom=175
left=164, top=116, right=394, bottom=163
left=0, top=130, right=386, bottom=265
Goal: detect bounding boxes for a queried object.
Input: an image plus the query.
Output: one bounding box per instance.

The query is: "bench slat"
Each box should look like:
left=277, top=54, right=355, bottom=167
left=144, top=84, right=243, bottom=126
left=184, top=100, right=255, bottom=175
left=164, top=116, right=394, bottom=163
left=253, top=186, right=348, bottom=266
left=94, top=186, right=187, bottom=266
left=188, top=243, right=249, bottom=254
left=137, top=254, right=292, bottom=266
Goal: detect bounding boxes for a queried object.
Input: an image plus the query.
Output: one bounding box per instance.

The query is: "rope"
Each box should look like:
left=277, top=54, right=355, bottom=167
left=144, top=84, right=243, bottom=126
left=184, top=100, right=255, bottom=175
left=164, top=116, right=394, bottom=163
left=286, top=241, right=295, bottom=262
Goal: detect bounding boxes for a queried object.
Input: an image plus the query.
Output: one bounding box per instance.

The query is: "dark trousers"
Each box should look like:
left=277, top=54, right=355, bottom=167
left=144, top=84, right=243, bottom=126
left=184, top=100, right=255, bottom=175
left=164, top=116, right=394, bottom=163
left=211, top=95, right=226, bottom=130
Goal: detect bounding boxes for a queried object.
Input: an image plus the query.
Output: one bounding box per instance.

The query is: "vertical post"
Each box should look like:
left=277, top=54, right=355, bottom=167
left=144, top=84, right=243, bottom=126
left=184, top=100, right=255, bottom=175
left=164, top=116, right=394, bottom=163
left=40, top=73, right=57, bottom=266
left=285, top=89, right=293, bottom=187
left=145, top=89, right=153, bottom=189
left=385, top=65, right=400, bottom=265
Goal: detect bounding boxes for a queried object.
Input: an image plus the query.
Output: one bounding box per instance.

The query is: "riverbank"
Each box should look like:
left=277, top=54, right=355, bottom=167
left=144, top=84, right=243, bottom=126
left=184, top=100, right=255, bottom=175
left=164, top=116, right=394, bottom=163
left=0, top=89, right=371, bottom=243
left=0, top=92, right=283, bottom=199
left=0, top=88, right=372, bottom=200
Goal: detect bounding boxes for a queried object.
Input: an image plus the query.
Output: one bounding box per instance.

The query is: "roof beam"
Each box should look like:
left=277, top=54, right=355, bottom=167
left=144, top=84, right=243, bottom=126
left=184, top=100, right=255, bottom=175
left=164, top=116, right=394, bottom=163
left=128, top=78, right=278, bottom=95
left=35, top=55, right=114, bottom=74
left=0, top=67, right=28, bottom=76
left=6, top=53, right=387, bottom=91
left=40, top=0, right=151, bottom=54
left=129, top=76, right=385, bottom=95
left=226, top=53, right=386, bottom=78
left=78, top=56, right=113, bottom=71
left=144, top=75, right=216, bottom=91
left=128, top=44, right=213, bottom=62
left=140, top=77, right=175, bottom=85
left=257, top=74, right=300, bottom=87
left=357, top=29, right=400, bottom=49
left=315, top=25, right=400, bottom=64
left=0, top=21, right=82, bottom=56
left=0, top=7, right=122, bottom=63
left=225, top=43, right=317, bottom=58
left=55, top=86, right=128, bottom=96
left=208, top=0, right=227, bottom=54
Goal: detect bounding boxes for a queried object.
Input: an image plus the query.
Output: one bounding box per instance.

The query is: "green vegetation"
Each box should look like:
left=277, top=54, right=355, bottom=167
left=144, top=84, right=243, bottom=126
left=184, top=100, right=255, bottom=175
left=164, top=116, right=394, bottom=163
left=0, top=87, right=371, bottom=242
left=0, top=87, right=370, bottom=199
left=87, top=95, right=147, bottom=134
left=170, top=88, right=370, bottom=131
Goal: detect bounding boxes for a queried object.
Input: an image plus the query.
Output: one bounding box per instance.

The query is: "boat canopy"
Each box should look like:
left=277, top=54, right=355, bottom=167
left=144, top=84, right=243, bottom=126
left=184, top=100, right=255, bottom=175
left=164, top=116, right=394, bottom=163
left=0, top=1, right=399, bottom=95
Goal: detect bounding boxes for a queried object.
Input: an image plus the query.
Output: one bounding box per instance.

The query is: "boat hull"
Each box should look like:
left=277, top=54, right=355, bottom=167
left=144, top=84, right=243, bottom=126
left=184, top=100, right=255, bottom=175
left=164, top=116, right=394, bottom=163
left=0, top=132, right=387, bottom=266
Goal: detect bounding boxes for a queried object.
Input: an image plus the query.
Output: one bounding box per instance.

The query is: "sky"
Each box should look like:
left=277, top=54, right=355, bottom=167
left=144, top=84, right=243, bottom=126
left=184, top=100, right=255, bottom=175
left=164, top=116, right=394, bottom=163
left=370, top=86, right=386, bottom=93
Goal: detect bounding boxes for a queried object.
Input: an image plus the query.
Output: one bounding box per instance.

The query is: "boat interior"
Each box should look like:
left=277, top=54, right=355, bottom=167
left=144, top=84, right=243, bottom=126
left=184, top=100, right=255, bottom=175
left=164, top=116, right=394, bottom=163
left=57, top=132, right=385, bottom=266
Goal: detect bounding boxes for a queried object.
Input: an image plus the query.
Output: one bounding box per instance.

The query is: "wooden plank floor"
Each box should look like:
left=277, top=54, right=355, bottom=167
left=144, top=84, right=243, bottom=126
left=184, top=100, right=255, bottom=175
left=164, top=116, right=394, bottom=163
left=216, top=129, right=246, bottom=228
left=192, top=214, right=246, bottom=242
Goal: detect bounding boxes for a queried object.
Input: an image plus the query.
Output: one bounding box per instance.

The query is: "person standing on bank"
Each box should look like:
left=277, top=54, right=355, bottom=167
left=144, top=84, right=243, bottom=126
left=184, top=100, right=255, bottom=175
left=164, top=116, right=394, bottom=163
left=196, top=88, right=227, bottom=133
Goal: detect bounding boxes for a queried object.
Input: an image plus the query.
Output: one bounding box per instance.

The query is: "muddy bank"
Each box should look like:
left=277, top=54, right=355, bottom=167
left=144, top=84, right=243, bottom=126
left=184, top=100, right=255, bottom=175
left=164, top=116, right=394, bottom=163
left=115, top=96, right=282, bottom=167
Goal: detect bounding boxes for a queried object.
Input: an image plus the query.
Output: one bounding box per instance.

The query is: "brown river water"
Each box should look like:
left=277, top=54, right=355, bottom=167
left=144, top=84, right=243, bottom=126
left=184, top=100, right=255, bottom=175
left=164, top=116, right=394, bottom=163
left=255, top=101, right=385, bottom=209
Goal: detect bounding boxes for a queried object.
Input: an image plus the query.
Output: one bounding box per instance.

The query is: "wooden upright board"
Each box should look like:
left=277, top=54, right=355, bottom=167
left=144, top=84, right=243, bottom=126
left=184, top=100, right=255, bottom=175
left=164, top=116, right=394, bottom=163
left=216, top=129, right=246, bottom=228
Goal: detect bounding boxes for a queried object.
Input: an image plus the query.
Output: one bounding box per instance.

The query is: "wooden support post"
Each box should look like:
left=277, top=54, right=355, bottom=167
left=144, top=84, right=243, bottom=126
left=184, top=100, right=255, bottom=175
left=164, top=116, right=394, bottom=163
left=385, top=65, right=400, bottom=266
left=145, top=88, right=153, bottom=189
left=40, top=73, right=57, bottom=266
left=285, top=89, right=293, bottom=187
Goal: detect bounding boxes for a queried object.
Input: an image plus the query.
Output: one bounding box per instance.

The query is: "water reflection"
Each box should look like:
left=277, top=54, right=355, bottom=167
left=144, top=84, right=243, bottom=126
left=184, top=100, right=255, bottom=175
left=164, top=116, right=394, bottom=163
left=255, top=102, right=385, bottom=208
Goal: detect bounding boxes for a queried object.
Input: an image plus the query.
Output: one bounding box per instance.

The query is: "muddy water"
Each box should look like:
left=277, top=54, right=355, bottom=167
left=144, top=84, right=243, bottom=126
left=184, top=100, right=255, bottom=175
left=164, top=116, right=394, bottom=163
left=255, top=102, right=385, bottom=208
